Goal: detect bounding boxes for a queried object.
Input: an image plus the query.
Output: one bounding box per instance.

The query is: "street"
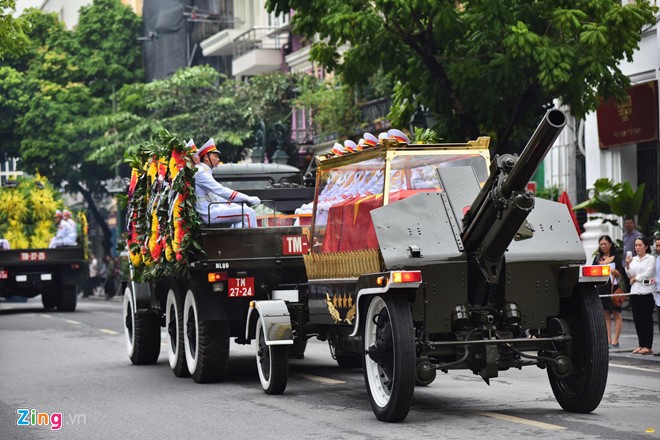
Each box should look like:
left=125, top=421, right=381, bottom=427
left=1, top=297, right=659, bottom=440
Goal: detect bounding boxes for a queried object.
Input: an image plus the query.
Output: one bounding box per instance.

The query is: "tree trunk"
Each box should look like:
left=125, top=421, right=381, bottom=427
left=71, top=182, right=112, bottom=257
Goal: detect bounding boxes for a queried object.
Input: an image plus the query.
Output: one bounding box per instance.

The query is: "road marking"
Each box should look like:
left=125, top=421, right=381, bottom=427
left=39, top=314, right=53, bottom=318
left=478, top=411, right=566, bottom=430
left=610, top=362, right=660, bottom=374
left=99, top=329, right=119, bottom=335
left=295, top=373, right=345, bottom=385
left=64, top=319, right=81, bottom=325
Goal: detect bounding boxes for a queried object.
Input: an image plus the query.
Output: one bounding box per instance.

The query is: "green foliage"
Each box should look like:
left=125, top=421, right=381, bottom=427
left=0, top=0, right=30, bottom=60
left=266, top=0, right=657, bottom=155
left=412, top=127, right=440, bottom=144
left=573, top=178, right=654, bottom=233
left=535, top=185, right=561, bottom=202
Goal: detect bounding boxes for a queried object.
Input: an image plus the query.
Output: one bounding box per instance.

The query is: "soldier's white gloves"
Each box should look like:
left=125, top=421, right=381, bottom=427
left=247, top=196, right=261, bottom=207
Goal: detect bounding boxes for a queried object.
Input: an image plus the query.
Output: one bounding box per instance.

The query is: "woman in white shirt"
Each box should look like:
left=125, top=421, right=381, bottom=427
left=625, top=236, right=656, bottom=355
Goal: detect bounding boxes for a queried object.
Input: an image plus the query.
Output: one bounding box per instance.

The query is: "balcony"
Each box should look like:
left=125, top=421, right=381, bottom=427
left=232, top=27, right=285, bottom=77
left=200, top=28, right=245, bottom=57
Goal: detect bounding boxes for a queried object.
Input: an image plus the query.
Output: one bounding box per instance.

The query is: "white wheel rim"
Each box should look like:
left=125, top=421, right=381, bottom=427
left=364, top=296, right=392, bottom=408
left=124, top=286, right=135, bottom=357
left=165, top=289, right=181, bottom=370
left=255, top=319, right=272, bottom=389
left=183, top=289, right=199, bottom=374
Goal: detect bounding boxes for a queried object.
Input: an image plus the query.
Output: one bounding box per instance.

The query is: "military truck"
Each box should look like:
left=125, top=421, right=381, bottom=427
left=123, top=161, right=314, bottom=391
left=289, top=109, right=608, bottom=422
left=0, top=247, right=84, bottom=311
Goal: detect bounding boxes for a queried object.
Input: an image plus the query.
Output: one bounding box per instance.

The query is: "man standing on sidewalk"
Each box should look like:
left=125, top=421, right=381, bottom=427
left=655, top=237, right=660, bottom=355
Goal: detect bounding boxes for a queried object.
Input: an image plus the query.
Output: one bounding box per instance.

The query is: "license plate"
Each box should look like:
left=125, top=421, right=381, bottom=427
left=228, top=277, right=254, bottom=297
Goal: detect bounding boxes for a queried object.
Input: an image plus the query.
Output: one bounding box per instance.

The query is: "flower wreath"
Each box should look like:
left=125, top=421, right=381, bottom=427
left=123, top=131, right=201, bottom=283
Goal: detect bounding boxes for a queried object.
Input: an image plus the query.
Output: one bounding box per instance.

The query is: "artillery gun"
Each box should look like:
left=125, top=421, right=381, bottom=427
left=299, top=108, right=609, bottom=422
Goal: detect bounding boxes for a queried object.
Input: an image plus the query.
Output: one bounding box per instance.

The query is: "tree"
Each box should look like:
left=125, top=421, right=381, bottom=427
left=266, top=0, right=657, bottom=155
left=0, top=2, right=143, bottom=257
left=89, top=67, right=303, bottom=165
left=0, top=0, right=30, bottom=60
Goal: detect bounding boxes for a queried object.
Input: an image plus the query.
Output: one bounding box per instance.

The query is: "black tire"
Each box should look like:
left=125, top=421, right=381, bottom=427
left=255, top=317, right=289, bottom=394
left=57, top=285, right=77, bottom=312
left=41, top=293, right=57, bottom=309
left=363, top=294, right=415, bottom=422
left=183, top=286, right=230, bottom=383
left=124, top=285, right=160, bottom=365
left=166, top=285, right=190, bottom=377
left=547, top=285, right=608, bottom=413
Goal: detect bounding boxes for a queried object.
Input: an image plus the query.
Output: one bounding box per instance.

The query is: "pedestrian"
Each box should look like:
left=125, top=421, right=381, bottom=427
left=622, top=215, right=638, bottom=258
left=103, top=255, right=117, bottom=300
left=593, top=235, right=624, bottom=349
left=654, top=237, right=660, bottom=355
left=625, top=235, right=656, bottom=355
left=86, top=254, right=99, bottom=297
left=194, top=138, right=261, bottom=227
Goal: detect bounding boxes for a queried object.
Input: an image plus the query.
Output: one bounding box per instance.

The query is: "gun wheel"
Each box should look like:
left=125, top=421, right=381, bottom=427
left=547, top=285, right=608, bottom=413
left=363, top=294, right=415, bottom=422
left=255, top=318, right=289, bottom=394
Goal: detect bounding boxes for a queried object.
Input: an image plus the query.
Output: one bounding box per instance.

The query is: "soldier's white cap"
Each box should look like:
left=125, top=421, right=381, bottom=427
left=363, top=133, right=378, bottom=147
left=377, top=132, right=388, bottom=143
left=198, top=138, right=219, bottom=158
left=331, top=142, right=346, bottom=156
left=62, top=209, right=72, bottom=218
left=187, top=139, right=198, bottom=158
left=387, top=129, right=410, bottom=144
left=344, top=140, right=358, bottom=153
left=54, top=209, right=62, bottom=218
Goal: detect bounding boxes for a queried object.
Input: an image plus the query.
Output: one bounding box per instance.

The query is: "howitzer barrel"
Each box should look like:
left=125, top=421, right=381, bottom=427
left=462, top=109, right=567, bottom=265
left=501, top=108, right=567, bottom=196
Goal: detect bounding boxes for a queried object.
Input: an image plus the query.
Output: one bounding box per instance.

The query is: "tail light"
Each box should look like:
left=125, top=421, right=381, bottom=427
left=207, top=272, right=228, bottom=283
left=391, top=271, right=422, bottom=284
left=580, top=265, right=610, bottom=277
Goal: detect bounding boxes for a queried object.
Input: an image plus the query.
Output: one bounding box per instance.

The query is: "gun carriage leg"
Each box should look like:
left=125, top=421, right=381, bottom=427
left=183, top=282, right=230, bottom=383
left=546, top=284, right=608, bottom=413
left=255, top=318, right=289, bottom=395
left=124, top=284, right=160, bottom=365
left=363, top=294, right=415, bottom=423
left=166, top=284, right=190, bottom=377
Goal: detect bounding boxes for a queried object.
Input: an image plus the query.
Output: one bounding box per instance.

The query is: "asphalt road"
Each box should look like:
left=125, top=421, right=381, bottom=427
left=1, top=296, right=659, bottom=440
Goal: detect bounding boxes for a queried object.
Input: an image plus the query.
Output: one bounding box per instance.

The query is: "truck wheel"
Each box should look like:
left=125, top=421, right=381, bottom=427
left=41, top=293, right=57, bottom=310
left=166, top=285, right=190, bottom=377
left=363, top=294, right=415, bottom=422
left=124, top=286, right=160, bottom=365
left=547, top=285, right=608, bottom=413
left=57, top=285, right=77, bottom=312
left=183, top=286, right=230, bottom=383
left=255, top=317, right=289, bottom=394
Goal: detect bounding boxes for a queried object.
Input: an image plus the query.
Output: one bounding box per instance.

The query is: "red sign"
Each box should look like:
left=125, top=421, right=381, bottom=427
left=526, top=182, right=537, bottom=194
left=282, top=235, right=310, bottom=255
left=228, top=277, right=254, bottom=297
left=20, top=252, right=46, bottom=261
left=597, top=81, right=659, bottom=149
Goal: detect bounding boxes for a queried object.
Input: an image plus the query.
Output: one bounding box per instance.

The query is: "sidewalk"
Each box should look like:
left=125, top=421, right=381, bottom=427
left=608, top=308, right=660, bottom=364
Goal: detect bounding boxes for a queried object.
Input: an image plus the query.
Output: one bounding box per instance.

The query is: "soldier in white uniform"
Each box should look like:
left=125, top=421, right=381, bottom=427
left=194, top=139, right=260, bottom=227
left=49, top=210, right=77, bottom=248
left=62, top=209, right=78, bottom=243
